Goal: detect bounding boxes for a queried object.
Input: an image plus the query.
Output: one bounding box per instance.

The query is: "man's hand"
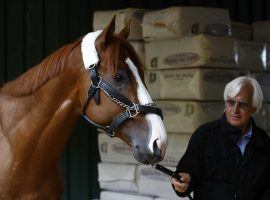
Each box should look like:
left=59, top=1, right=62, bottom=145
left=171, top=172, right=191, bottom=193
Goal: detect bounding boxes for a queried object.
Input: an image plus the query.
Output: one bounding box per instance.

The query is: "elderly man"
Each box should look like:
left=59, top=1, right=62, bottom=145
left=172, top=76, right=270, bottom=200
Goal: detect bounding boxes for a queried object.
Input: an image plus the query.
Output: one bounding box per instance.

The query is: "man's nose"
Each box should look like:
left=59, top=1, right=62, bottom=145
left=232, top=102, right=240, bottom=112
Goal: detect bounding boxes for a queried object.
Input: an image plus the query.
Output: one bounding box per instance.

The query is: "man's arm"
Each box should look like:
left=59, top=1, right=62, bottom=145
left=171, top=128, right=203, bottom=197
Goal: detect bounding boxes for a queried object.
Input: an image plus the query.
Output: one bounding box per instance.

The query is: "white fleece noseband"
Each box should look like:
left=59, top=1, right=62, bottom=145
left=81, top=30, right=102, bottom=69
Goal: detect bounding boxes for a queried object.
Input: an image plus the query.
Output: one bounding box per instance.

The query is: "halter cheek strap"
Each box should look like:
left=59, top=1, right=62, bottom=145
left=82, top=64, right=163, bottom=137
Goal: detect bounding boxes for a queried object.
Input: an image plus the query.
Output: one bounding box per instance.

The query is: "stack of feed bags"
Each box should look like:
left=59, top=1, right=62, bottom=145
left=143, top=7, right=243, bottom=136
left=252, top=21, right=270, bottom=134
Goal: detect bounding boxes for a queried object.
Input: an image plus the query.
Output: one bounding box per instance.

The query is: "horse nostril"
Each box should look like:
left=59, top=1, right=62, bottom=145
left=133, top=140, right=164, bottom=164
left=153, top=139, right=161, bottom=158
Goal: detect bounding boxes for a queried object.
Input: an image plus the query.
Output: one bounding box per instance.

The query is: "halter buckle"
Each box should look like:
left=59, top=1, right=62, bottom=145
left=127, top=104, right=139, bottom=118
left=96, top=76, right=102, bottom=88
left=105, top=126, right=116, bottom=137
left=91, top=75, right=102, bottom=89
left=88, top=63, right=97, bottom=70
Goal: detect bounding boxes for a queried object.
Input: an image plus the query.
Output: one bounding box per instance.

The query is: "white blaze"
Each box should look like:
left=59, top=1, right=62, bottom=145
left=126, top=58, right=167, bottom=155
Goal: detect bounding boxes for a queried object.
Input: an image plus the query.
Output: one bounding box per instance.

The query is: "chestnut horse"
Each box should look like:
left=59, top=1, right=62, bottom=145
left=0, top=17, right=167, bottom=199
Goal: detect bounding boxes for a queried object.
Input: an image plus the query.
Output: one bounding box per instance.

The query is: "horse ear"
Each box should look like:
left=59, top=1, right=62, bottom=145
left=119, top=19, right=130, bottom=39
left=95, top=15, right=116, bottom=46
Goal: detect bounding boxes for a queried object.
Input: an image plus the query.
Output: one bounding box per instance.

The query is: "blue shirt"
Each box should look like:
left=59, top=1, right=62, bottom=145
left=237, top=122, right=252, bottom=155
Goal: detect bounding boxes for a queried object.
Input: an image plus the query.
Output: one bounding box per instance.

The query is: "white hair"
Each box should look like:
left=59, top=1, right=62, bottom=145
left=223, top=76, right=263, bottom=113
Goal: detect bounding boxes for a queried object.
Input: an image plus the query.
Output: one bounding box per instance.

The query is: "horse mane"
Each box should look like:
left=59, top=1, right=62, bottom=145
left=0, top=34, right=144, bottom=97
left=0, top=39, right=82, bottom=97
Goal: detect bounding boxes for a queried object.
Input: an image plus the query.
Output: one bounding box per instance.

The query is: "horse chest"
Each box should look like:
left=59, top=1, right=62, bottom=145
left=0, top=135, right=12, bottom=179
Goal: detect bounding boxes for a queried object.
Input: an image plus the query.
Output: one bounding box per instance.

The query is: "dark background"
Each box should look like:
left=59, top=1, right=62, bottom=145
left=0, top=0, right=269, bottom=199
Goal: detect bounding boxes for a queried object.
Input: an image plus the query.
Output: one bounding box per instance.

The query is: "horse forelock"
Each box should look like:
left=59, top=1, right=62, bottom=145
left=104, top=36, right=145, bottom=80
left=0, top=40, right=82, bottom=97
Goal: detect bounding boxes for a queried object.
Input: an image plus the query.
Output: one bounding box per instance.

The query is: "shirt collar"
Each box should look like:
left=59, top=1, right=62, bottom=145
left=243, top=121, right=252, bottom=139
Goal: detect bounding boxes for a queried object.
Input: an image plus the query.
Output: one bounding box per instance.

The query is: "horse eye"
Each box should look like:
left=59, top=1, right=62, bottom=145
left=114, top=73, right=125, bottom=83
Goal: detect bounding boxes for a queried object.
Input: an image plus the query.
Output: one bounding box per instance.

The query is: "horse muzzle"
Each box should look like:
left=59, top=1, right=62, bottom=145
left=133, top=138, right=167, bottom=164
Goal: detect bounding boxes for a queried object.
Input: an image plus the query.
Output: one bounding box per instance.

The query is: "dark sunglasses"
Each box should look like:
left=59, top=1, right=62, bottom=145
left=226, top=99, right=250, bottom=110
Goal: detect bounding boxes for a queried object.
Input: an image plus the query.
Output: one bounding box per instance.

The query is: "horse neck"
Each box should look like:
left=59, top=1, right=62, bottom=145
left=0, top=45, right=86, bottom=172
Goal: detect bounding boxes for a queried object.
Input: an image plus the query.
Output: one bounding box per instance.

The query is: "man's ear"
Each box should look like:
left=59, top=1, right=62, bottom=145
left=95, top=15, right=116, bottom=47
left=119, top=19, right=130, bottom=39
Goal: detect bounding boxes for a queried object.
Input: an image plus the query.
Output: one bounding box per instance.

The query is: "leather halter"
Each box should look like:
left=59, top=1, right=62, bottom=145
left=82, top=63, right=163, bottom=137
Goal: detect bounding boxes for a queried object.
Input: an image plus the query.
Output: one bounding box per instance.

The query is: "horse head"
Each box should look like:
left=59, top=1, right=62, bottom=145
left=79, top=16, right=167, bottom=164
